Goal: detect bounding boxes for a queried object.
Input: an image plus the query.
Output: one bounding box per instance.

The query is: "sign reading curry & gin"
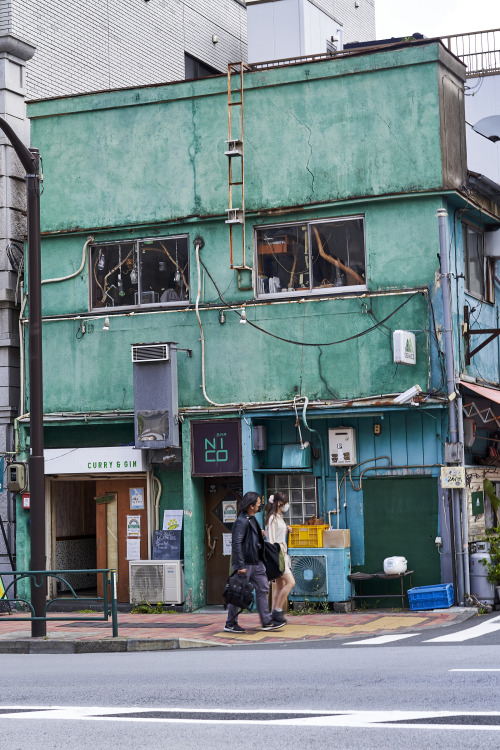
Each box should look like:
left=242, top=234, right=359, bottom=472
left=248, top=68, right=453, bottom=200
left=44, top=447, right=147, bottom=475
left=191, top=419, right=241, bottom=477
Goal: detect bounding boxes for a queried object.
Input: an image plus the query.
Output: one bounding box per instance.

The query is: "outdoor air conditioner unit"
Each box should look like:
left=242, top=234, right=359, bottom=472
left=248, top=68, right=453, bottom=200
left=129, top=560, right=184, bottom=604
left=289, top=548, right=351, bottom=602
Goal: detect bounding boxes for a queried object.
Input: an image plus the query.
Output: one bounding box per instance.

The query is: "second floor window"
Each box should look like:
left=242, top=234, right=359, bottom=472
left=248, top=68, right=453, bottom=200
left=255, top=216, right=366, bottom=297
left=464, top=223, right=493, bottom=302
left=90, top=236, right=189, bottom=309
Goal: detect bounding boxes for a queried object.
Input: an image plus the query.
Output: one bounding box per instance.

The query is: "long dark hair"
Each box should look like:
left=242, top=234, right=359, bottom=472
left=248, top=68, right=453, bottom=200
left=239, top=491, right=260, bottom=514
left=264, top=491, right=288, bottom=524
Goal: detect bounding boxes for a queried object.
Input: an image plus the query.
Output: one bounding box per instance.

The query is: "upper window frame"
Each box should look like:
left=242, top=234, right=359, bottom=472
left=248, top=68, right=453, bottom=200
left=463, top=221, right=494, bottom=304
left=89, top=234, right=190, bottom=312
left=254, top=215, right=367, bottom=300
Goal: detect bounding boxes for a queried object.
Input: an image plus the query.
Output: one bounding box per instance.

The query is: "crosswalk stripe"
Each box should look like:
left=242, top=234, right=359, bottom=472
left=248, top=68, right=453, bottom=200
left=423, top=615, right=500, bottom=643
left=343, top=633, right=420, bottom=645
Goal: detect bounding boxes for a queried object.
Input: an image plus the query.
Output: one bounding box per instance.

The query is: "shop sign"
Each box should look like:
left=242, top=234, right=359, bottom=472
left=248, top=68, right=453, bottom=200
left=191, top=419, right=241, bottom=477
left=44, top=447, right=147, bottom=475
left=440, top=466, right=466, bottom=488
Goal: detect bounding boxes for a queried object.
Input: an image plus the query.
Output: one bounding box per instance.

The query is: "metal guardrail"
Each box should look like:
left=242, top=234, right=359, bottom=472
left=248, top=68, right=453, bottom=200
left=441, top=28, right=500, bottom=78
left=0, top=569, right=118, bottom=637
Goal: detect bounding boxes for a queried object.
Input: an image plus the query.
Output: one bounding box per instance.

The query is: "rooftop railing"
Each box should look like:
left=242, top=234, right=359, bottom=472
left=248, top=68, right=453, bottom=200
left=441, top=28, right=500, bottom=77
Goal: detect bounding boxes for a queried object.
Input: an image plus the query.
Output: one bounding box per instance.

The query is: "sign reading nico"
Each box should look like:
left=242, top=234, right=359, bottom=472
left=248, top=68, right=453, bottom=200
left=191, top=419, right=241, bottom=476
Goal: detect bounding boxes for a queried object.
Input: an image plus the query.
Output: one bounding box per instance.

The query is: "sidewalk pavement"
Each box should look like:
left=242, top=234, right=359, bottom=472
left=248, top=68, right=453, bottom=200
left=0, top=605, right=479, bottom=654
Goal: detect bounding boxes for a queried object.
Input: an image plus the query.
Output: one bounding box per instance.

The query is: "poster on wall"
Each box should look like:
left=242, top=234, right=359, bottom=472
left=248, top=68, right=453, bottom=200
left=191, top=419, right=242, bottom=476
left=222, top=499, right=237, bottom=523
left=163, top=511, right=183, bottom=531
left=126, top=538, right=141, bottom=560
left=223, top=533, right=232, bottom=556
left=127, top=515, right=141, bottom=537
left=130, top=487, right=145, bottom=509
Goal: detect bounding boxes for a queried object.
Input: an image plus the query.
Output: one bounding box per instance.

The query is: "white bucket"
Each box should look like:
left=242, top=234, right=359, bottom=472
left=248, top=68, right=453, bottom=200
left=383, top=556, right=407, bottom=575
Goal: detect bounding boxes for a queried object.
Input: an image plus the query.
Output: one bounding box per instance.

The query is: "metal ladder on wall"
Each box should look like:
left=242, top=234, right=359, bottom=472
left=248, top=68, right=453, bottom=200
left=226, top=62, right=253, bottom=279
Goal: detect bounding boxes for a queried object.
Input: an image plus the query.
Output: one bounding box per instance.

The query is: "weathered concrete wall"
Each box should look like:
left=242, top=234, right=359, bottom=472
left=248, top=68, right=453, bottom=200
left=29, top=43, right=461, bottom=234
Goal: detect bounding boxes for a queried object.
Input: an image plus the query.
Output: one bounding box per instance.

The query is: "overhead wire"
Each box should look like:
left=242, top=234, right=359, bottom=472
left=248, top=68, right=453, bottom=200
left=198, top=255, right=423, bottom=348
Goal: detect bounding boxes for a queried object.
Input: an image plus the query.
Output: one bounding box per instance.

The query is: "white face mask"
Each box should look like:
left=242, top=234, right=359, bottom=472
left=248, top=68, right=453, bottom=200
left=281, top=503, right=289, bottom=513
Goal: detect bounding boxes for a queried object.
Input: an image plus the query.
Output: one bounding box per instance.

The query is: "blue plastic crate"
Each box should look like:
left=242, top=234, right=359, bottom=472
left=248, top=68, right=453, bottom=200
left=407, top=583, right=454, bottom=611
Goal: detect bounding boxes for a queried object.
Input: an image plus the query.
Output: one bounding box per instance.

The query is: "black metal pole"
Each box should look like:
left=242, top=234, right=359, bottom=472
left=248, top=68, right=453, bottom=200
left=0, top=118, right=45, bottom=636
left=27, top=148, right=46, bottom=637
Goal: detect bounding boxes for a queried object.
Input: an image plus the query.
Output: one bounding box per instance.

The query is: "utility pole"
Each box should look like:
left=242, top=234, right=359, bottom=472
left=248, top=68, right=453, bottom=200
left=437, top=207, right=465, bottom=606
left=0, top=117, right=45, bottom=636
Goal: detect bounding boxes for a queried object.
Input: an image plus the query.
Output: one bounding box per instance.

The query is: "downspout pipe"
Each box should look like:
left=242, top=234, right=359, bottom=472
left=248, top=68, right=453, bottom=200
left=300, top=397, right=327, bottom=521
left=437, top=207, right=465, bottom=605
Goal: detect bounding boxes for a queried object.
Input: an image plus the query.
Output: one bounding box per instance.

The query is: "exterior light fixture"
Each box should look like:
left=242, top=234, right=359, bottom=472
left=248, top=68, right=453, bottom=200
left=219, top=309, right=226, bottom=324
left=103, top=316, right=110, bottom=331
left=239, top=308, right=247, bottom=324
left=212, top=35, right=218, bottom=44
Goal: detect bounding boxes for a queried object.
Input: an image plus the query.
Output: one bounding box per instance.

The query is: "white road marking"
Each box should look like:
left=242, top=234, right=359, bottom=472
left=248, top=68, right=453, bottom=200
left=423, top=615, right=500, bottom=643
left=450, top=669, right=500, bottom=672
left=0, top=706, right=499, bottom=730
left=343, top=633, right=419, bottom=645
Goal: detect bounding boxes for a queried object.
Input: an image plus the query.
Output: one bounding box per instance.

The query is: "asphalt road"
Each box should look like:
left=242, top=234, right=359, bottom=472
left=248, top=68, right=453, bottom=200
left=1, top=613, right=500, bottom=750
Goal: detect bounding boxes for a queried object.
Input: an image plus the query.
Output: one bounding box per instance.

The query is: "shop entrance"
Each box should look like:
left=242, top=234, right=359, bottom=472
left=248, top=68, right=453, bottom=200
left=96, top=478, right=148, bottom=602
left=204, top=479, right=242, bottom=605
left=49, top=476, right=148, bottom=603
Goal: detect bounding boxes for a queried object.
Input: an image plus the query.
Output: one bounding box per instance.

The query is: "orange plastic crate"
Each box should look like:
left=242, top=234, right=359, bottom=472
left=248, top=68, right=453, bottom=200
left=288, top=524, right=329, bottom=548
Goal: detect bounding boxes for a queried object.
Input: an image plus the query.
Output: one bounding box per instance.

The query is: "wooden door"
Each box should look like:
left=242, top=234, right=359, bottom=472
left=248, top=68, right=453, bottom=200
left=96, top=478, right=148, bottom=602
left=205, top=479, right=242, bottom=604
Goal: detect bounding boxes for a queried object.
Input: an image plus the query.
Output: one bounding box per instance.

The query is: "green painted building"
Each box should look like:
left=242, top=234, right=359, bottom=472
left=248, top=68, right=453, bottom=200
left=17, top=40, right=500, bottom=609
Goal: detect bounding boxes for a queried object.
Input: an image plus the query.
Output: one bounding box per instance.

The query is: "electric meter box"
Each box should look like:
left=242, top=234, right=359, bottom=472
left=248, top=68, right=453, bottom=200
left=7, top=462, right=27, bottom=492
left=393, top=330, right=416, bottom=366
left=328, top=427, right=357, bottom=467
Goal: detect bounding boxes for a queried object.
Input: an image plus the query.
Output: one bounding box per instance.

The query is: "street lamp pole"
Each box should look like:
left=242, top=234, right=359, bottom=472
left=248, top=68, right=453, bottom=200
left=0, top=117, right=46, bottom=636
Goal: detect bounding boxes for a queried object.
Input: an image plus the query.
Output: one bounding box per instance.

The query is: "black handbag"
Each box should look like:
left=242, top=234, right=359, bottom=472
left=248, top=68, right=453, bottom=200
left=222, top=572, right=254, bottom=610
left=263, top=541, right=285, bottom=581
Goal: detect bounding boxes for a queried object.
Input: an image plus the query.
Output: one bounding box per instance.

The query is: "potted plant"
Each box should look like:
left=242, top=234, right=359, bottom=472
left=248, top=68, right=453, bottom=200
left=480, top=526, right=500, bottom=603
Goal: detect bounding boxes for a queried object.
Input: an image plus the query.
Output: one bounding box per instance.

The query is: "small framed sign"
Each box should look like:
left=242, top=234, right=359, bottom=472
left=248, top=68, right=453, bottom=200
left=191, top=419, right=242, bottom=477
left=22, top=492, right=30, bottom=509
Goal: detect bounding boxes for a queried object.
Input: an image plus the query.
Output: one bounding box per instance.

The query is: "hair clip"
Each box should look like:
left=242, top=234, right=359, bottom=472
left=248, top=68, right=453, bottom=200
left=268, top=494, right=274, bottom=504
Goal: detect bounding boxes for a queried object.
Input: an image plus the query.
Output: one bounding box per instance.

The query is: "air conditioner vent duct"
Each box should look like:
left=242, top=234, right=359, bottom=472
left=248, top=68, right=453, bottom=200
left=132, top=344, right=170, bottom=363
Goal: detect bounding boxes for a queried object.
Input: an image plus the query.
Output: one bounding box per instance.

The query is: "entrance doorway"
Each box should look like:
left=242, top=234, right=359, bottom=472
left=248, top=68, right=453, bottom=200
left=204, top=479, right=242, bottom=605
left=48, top=476, right=149, bottom=603
left=96, top=478, right=148, bottom=602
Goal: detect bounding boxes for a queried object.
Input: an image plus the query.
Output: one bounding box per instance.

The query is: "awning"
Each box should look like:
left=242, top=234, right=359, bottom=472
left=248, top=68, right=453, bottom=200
left=460, top=380, right=500, bottom=406
left=460, top=380, right=500, bottom=429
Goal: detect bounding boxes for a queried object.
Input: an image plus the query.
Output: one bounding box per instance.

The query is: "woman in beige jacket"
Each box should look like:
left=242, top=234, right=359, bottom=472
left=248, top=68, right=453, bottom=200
left=265, top=491, right=295, bottom=624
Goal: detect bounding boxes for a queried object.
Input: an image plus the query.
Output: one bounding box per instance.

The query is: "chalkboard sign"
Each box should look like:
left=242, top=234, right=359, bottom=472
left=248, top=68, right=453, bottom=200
left=152, top=529, right=182, bottom=560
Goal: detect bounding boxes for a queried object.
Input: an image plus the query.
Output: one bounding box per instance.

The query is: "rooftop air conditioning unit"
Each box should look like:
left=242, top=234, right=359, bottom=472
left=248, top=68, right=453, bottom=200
left=129, top=560, right=184, bottom=604
left=328, top=427, right=357, bottom=466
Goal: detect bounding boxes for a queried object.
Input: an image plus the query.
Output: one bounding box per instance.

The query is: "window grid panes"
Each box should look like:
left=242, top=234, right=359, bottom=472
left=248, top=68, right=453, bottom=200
left=255, top=216, right=365, bottom=297
left=90, top=236, right=189, bottom=310
left=266, top=474, right=318, bottom=525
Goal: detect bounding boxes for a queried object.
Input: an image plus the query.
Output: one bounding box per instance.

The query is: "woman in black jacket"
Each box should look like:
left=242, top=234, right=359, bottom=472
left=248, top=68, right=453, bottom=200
left=224, top=492, right=285, bottom=633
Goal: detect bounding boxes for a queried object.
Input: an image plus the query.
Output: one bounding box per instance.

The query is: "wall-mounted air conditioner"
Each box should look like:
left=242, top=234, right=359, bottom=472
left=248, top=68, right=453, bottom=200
left=328, top=427, right=357, bottom=466
left=129, top=560, right=184, bottom=604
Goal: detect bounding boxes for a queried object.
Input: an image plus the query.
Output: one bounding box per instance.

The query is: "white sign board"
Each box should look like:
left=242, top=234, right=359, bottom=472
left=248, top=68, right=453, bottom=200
left=44, top=447, right=147, bottom=475
left=223, top=533, right=232, bottom=556
left=393, top=330, right=416, bottom=366
left=441, top=466, right=466, bottom=489
left=163, top=511, right=183, bottom=531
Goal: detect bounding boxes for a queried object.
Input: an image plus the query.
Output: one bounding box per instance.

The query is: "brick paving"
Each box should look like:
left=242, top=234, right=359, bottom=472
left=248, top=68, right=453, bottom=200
left=0, top=607, right=475, bottom=649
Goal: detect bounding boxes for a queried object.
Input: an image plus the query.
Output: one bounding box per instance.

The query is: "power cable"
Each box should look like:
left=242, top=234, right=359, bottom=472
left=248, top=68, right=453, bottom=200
left=198, top=255, right=422, bottom=348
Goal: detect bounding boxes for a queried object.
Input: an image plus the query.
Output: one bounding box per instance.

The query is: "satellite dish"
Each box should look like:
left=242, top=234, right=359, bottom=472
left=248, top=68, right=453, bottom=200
left=472, top=115, right=500, bottom=143
left=6, top=242, right=24, bottom=274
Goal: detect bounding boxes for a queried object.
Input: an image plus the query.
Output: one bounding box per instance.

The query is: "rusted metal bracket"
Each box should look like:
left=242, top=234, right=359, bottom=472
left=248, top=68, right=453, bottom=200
left=463, top=306, right=500, bottom=365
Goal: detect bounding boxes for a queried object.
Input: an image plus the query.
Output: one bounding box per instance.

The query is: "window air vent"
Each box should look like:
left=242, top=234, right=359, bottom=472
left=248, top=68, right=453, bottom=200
left=132, top=344, right=170, bottom=363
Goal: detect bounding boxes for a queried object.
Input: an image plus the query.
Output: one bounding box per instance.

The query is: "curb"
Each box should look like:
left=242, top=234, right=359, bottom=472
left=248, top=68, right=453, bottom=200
left=0, top=637, right=219, bottom=654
